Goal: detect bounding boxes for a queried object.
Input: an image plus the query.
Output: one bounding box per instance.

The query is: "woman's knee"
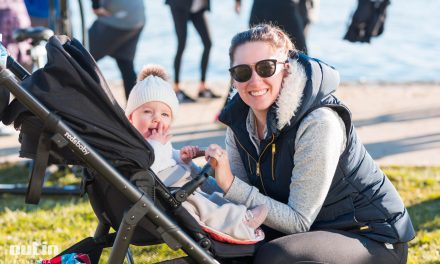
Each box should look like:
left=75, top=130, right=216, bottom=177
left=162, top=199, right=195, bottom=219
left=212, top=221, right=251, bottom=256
left=253, top=241, right=287, bottom=264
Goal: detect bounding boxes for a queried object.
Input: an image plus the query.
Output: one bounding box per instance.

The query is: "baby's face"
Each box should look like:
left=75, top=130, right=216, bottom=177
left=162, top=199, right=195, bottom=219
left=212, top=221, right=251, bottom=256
left=129, top=101, right=172, bottom=139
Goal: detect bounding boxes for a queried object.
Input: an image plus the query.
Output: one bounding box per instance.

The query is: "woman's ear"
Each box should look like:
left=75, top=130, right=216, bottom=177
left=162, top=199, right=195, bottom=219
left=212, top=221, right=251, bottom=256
left=283, top=63, right=290, bottom=77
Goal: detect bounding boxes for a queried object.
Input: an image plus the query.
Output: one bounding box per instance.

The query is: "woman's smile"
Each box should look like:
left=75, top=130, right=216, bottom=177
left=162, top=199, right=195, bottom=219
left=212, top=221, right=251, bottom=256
left=249, top=89, right=269, bottom=97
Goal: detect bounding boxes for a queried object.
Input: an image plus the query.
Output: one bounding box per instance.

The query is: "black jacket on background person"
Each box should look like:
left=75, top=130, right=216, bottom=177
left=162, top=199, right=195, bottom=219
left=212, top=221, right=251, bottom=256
left=236, top=0, right=308, bottom=53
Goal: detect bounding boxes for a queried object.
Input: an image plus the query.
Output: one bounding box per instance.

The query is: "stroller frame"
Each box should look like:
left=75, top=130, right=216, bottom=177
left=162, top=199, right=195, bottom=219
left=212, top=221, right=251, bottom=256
left=0, top=49, right=218, bottom=263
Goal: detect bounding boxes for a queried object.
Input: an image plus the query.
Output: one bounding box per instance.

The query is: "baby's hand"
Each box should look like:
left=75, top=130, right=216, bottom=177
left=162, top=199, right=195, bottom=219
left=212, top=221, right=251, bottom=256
left=180, top=146, right=200, bottom=164
left=148, top=123, right=171, bottom=145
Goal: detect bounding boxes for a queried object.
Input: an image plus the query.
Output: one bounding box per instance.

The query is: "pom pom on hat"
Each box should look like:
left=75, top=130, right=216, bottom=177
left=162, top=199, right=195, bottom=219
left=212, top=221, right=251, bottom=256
left=125, top=65, right=179, bottom=118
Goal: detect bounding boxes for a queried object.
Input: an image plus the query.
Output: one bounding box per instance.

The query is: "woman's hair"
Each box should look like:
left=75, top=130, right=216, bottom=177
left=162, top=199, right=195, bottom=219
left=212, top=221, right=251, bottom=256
left=137, top=64, right=169, bottom=82
left=229, top=23, right=294, bottom=66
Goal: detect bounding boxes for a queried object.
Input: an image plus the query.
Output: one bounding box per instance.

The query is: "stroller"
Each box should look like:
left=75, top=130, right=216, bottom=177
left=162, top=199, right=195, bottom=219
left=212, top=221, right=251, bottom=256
left=0, top=35, right=260, bottom=263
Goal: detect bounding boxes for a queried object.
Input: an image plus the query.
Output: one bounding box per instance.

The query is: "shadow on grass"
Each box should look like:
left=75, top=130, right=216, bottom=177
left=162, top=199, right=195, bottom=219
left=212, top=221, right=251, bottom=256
left=0, top=162, right=82, bottom=211
left=407, top=197, right=440, bottom=232
left=0, top=162, right=30, bottom=184
left=0, top=194, right=86, bottom=213
left=0, top=162, right=84, bottom=212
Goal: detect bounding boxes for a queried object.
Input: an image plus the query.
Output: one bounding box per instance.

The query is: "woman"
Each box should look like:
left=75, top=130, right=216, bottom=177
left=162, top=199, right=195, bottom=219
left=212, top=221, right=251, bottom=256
left=210, top=24, right=415, bottom=263
left=165, top=0, right=220, bottom=103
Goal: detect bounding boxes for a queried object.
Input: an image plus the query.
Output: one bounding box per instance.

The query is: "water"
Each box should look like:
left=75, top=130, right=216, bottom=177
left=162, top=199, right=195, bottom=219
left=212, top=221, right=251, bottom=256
left=0, top=34, right=8, bottom=68
left=71, top=0, right=440, bottom=83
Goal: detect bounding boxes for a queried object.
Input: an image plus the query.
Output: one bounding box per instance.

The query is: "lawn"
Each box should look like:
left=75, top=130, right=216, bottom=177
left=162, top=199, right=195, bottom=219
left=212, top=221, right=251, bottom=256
left=0, top=163, right=439, bottom=263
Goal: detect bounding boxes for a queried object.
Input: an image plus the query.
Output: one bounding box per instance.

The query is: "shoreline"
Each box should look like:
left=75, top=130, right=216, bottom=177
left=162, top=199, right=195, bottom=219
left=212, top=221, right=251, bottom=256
left=0, top=81, right=439, bottom=166
left=339, top=81, right=440, bottom=86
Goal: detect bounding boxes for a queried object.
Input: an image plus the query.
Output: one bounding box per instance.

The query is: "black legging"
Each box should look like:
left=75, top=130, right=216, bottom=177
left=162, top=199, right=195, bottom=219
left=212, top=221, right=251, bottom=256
left=116, top=58, right=137, bottom=97
left=169, top=6, right=212, bottom=83
left=253, top=230, right=408, bottom=264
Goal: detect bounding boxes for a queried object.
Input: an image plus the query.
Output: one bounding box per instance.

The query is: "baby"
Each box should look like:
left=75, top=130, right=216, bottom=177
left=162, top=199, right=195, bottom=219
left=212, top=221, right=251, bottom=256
left=125, top=65, right=267, bottom=244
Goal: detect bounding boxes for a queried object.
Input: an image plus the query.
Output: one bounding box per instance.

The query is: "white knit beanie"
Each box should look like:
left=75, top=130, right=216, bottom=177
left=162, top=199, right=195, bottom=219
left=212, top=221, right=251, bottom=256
left=125, top=66, right=179, bottom=118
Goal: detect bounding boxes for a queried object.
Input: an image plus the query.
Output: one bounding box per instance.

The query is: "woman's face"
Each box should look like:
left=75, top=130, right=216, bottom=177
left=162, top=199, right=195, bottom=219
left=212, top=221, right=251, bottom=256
left=231, top=41, right=287, bottom=115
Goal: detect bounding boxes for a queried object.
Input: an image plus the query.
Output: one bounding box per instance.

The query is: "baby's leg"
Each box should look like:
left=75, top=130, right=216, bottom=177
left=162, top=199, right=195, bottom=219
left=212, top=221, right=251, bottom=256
left=244, top=204, right=269, bottom=229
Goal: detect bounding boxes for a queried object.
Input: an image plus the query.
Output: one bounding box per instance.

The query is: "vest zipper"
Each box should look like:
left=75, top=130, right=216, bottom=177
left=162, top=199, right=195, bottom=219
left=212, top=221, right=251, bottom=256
left=257, top=135, right=275, bottom=176
left=271, top=143, right=276, bottom=181
left=255, top=135, right=276, bottom=192
left=234, top=134, right=257, bottom=164
left=247, top=155, right=253, bottom=174
left=234, top=134, right=267, bottom=194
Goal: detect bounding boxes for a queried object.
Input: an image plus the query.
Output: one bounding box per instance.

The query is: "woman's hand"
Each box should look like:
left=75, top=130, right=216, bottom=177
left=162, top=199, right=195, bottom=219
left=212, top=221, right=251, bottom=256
left=205, top=144, right=234, bottom=193
left=234, top=0, right=241, bottom=14
left=180, top=145, right=200, bottom=164
left=148, top=123, right=171, bottom=145
left=93, top=7, right=111, bottom=16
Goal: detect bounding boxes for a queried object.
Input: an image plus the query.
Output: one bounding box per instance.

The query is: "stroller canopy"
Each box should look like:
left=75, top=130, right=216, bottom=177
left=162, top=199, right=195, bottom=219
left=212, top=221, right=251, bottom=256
left=2, top=35, right=154, bottom=169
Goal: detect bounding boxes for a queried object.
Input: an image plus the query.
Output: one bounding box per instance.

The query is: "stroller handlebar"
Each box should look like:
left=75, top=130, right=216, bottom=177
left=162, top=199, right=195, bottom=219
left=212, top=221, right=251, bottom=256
left=7, top=56, right=31, bottom=81
left=0, top=42, right=31, bottom=80
left=173, top=154, right=217, bottom=203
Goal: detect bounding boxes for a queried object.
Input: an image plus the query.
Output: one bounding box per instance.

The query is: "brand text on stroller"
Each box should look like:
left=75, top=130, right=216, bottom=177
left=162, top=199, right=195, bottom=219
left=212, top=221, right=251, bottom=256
left=64, top=132, right=90, bottom=155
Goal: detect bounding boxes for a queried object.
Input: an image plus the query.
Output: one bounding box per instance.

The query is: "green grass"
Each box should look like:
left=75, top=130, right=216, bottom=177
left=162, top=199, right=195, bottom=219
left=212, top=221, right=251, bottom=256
left=0, top=163, right=184, bottom=263
left=0, top=163, right=439, bottom=263
left=382, top=166, right=440, bottom=264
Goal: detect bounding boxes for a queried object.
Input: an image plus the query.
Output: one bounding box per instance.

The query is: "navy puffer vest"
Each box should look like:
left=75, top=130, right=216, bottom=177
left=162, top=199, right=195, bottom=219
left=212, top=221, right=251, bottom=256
left=220, top=53, right=415, bottom=243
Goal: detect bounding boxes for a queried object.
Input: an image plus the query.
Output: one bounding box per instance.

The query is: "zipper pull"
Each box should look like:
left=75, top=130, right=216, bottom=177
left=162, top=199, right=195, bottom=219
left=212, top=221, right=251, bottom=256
left=271, top=144, right=276, bottom=181
left=359, top=225, right=370, bottom=231
left=256, top=162, right=260, bottom=177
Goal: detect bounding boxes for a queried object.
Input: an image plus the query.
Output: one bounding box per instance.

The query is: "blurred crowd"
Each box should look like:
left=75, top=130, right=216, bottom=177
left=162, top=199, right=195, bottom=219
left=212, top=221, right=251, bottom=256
left=0, top=0, right=319, bottom=134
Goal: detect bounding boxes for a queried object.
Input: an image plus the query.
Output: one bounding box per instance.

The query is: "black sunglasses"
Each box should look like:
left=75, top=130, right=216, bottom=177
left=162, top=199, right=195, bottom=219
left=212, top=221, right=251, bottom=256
left=229, top=59, right=287, bottom=83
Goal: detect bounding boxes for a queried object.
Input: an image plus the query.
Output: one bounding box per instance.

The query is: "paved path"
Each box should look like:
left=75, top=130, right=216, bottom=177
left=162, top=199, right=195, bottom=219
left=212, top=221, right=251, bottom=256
left=1, top=81, right=439, bottom=166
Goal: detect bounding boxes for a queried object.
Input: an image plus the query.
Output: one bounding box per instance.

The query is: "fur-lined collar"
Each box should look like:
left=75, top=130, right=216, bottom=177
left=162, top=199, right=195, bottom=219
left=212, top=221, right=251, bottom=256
left=275, top=58, right=307, bottom=130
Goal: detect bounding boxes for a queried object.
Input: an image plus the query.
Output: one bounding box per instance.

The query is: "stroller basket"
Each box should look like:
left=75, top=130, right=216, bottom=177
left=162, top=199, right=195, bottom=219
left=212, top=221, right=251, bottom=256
left=0, top=36, right=257, bottom=263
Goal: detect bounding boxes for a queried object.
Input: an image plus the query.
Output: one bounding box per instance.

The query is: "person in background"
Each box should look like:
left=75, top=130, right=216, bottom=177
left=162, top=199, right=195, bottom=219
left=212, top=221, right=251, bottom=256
left=24, top=0, right=71, bottom=37
left=165, top=0, right=220, bottom=103
left=125, top=64, right=268, bottom=244
left=298, top=0, right=320, bottom=38
left=234, top=0, right=318, bottom=54
left=88, top=0, right=145, bottom=99
left=215, top=23, right=415, bottom=262
left=0, top=0, right=31, bottom=135
left=0, top=0, right=32, bottom=70
left=24, top=0, right=57, bottom=28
